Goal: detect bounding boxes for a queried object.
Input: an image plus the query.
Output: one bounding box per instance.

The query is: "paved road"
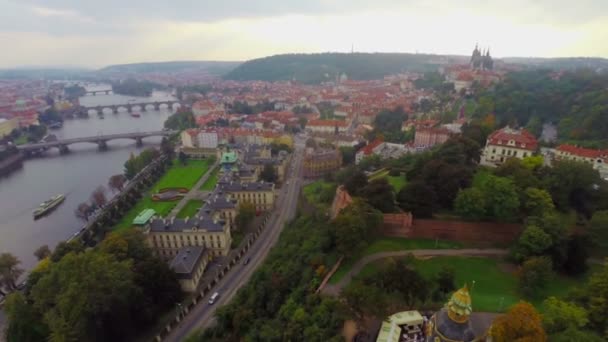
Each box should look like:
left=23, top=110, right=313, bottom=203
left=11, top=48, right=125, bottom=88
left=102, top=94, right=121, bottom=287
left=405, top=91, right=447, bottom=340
left=164, top=138, right=306, bottom=341
left=168, top=161, right=219, bottom=217
left=322, top=249, right=508, bottom=296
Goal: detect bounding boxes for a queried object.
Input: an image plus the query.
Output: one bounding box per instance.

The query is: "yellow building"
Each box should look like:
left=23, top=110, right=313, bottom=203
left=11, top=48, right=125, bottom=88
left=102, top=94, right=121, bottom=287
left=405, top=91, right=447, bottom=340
left=219, top=180, right=275, bottom=211
left=144, top=215, right=232, bottom=260
left=169, top=246, right=209, bottom=292
left=0, top=118, right=19, bottom=138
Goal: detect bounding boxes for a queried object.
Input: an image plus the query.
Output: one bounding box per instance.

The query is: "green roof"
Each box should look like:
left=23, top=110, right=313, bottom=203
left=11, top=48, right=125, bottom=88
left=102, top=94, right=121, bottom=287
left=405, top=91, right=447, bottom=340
left=133, top=209, right=156, bottom=225
left=221, top=152, right=237, bottom=164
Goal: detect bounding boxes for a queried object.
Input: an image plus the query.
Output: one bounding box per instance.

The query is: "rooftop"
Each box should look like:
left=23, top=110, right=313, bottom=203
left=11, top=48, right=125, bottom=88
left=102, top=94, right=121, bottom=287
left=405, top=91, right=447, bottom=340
left=133, top=208, right=156, bottom=225
left=169, top=246, right=206, bottom=278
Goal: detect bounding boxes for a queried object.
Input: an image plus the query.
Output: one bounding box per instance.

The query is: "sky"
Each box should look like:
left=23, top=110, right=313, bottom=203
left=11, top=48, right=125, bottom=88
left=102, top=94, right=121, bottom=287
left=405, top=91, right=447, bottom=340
left=0, top=0, right=607, bottom=68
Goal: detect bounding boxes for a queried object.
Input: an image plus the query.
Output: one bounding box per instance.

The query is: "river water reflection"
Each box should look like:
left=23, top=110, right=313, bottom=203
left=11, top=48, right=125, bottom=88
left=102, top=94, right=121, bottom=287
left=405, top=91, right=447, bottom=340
left=0, top=90, right=176, bottom=270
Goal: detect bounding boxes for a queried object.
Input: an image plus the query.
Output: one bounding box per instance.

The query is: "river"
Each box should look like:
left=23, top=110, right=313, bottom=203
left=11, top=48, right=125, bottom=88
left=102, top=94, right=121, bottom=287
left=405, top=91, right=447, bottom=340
left=0, top=90, right=177, bottom=271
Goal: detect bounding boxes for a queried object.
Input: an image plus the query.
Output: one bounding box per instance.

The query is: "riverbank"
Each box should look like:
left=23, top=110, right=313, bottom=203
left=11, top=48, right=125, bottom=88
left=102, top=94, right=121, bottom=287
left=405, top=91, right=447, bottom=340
left=0, top=153, right=23, bottom=176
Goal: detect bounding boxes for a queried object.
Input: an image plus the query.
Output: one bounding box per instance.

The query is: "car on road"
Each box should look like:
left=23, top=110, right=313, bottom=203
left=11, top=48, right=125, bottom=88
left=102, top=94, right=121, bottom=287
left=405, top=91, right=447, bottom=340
left=243, top=256, right=251, bottom=265
left=208, top=292, right=220, bottom=305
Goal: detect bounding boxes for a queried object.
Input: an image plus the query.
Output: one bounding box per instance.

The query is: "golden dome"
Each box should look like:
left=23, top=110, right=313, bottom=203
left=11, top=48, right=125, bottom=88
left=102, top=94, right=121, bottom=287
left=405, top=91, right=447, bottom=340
left=446, top=284, right=473, bottom=323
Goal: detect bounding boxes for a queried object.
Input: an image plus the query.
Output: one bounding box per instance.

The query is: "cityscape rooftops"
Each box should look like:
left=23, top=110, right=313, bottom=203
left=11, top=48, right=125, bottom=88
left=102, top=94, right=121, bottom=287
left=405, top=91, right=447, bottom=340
left=556, top=144, right=607, bottom=159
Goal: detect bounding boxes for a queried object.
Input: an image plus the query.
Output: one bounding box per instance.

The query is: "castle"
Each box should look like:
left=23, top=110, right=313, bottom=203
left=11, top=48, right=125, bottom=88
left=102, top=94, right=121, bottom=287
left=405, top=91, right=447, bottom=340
left=470, top=44, right=494, bottom=71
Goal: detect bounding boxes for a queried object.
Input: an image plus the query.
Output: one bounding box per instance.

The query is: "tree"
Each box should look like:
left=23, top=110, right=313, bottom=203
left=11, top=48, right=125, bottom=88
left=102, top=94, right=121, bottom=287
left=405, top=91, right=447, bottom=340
left=489, top=301, right=547, bottom=342
left=160, top=137, right=175, bottom=160
left=0, top=253, right=24, bottom=293
left=90, top=185, right=108, bottom=208
left=3, top=292, right=48, bottom=342
left=454, top=188, right=487, bottom=220
left=480, top=175, right=520, bottom=221
left=164, top=109, right=195, bottom=130
left=397, top=181, right=437, bottom=218
left=519, top=256, right=553, bottom=298
left=75, top=202, right=92, bottom=222
left=542, top=297, right=589, bottom=334
left=523, top=187, right=555, bottom=217
left=333, top=199, right=382, bottom=258
left=433, top=267, right=456, bottom=301
left=341, top=282, right=389, bottom=326
left=562, top=234, right=590, bottom=276
left=31, top=251, right=136, bottom=342
left=235, top=202, right=256, bottom=231
left=517, top=226, right=553, bottom=257
left=50, top=240, right=85, bottom=262
left=343, top=169, right=368, bottom=197
left=583, top=261, right=608, bottom=333
left=339, top=146, right=355, bottom=166
left=178, top=151, right=188, bottom=165
left=33, top=245, right=51, bottom=261
left=550, top=327, right=604, bottom=342
left=360, top=178, right=396, bottom=213
left=259, top=164, right=277, bottom=183
left=589, top=210, right=608, bottom=250
left=108, top=174, right=127, bottom=193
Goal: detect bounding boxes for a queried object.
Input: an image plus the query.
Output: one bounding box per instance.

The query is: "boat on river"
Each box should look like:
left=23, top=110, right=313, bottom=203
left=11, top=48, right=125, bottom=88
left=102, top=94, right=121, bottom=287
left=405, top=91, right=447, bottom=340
left=131, top=112, right=141, bottom=118
left=33, top=194, right=65, bottom=219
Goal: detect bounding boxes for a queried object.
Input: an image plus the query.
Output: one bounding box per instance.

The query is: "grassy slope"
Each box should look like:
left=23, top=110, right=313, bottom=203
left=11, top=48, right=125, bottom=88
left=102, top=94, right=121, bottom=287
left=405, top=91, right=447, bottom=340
left=176, top=200, right=204, bottom=219
left=200, top=167, right=220, bottom=191
left=329, top=237, right=463, bottom=285
left=115, top=159, right=211, bottom=230
left=303, top=180, right=335, bottom=209
left=355, top=256, right=592, bottom=312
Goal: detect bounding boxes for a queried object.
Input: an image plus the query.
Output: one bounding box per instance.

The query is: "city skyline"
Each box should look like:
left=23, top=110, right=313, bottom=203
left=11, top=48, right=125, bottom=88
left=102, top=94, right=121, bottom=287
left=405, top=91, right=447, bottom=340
left=0, top=0, right=607, bottom=68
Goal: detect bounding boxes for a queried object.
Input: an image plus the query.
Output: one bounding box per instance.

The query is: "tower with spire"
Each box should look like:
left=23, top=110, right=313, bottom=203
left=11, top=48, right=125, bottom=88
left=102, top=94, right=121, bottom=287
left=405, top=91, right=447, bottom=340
left=470, top=44, right=493, bottom=71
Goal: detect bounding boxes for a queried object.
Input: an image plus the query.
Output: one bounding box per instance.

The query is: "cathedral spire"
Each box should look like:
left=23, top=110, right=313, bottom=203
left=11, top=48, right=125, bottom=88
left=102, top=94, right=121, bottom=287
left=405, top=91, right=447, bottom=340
left=446, top=284, right=473, bottom=323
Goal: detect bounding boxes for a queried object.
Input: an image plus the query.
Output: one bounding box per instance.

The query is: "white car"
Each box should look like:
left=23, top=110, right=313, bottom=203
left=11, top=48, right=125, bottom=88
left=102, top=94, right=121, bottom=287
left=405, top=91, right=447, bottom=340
left=208, top=292, right=219, bottom=305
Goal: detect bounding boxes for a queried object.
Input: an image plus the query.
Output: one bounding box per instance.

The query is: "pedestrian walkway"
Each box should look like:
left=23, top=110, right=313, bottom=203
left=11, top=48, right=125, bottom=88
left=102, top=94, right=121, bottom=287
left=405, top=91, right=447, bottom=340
left=169, top=161, right=219, bottom=217
left=322, top=248, right=508, bottom=296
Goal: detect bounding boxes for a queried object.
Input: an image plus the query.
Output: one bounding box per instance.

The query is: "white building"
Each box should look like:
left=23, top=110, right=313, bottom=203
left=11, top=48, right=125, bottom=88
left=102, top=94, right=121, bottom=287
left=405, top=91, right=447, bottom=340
left=480, top=127, right=538, bottom=166
left=197, top=131, right=218, bottom=149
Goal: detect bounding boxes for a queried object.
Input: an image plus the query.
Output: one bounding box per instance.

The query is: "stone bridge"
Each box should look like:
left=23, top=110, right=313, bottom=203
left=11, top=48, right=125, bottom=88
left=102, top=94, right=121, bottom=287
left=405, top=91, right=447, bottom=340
left=17, top=130, right=177, bottom=154
left=84, top=89, right=112, bottom=96
left=84, top=101, right=181, bottom=114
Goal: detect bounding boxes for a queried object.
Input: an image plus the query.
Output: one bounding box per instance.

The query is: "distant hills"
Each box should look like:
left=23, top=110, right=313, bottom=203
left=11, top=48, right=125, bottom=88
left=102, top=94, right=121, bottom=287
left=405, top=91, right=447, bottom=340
left=97, top=61, right=241, bottom=75
left=224, top=53, right=608, bottom=84
left=224, top=53, right=443, bottom=84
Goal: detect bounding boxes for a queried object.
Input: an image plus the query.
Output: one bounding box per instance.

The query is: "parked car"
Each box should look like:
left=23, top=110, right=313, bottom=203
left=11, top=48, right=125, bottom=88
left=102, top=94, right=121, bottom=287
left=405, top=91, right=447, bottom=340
left=243, top=257, right=251, bottom=265
left=208, top=292, right=220, bottom=305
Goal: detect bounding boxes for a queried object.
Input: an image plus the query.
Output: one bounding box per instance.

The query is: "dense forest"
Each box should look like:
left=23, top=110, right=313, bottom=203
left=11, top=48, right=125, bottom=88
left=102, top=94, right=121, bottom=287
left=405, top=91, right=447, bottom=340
left=472, top=69, right=608, bottom=146
left=224, top=53, right=438, bottom=83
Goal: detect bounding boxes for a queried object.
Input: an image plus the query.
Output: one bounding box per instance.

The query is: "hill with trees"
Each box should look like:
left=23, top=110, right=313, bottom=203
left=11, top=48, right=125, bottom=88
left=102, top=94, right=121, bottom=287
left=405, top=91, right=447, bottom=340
left=472, top=69, right=608, bottom=146
left=223, top=53, right=440, bottom=83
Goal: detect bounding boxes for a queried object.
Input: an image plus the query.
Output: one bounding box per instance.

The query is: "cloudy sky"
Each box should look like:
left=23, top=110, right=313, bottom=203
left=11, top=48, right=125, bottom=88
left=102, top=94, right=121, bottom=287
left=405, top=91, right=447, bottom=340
left=0, top=0, right=606, bottom=68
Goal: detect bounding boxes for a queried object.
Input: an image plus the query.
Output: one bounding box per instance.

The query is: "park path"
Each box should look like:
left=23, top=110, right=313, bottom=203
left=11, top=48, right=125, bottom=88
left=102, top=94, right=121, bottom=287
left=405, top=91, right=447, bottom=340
left=322, top=249, right=508, bottom=296
left=169, top=160, right=219, bottom=217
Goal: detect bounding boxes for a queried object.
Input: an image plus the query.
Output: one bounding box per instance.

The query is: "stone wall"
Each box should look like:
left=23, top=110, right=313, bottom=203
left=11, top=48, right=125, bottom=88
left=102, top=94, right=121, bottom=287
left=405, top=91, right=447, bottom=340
left=381, top=215, right=522, bottom=245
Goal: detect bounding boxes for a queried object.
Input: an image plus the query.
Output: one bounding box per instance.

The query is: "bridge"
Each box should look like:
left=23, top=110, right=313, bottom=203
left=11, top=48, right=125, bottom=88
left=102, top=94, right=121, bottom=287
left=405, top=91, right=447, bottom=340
left=84, top=89, right=113, bottom=96
left=83, top=100, right=181, bottom=114
left=17, top=130, right=177, bottom=154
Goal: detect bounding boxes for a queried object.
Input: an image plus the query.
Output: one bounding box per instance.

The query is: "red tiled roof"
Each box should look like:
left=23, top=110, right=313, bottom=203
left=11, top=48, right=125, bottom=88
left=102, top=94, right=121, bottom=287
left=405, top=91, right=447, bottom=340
left=359, top=139, right=383, bottom=155
left=556, top=144, right=607, bottom=159
left=307, top=119, right=348, bottom=127
left=487, top=127, right=538, bottom=151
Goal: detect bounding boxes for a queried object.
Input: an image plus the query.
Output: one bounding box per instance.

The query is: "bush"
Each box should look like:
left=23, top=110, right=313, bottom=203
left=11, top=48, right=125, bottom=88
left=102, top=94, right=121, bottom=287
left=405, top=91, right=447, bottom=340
left=518, top=256, right=553, bottom=299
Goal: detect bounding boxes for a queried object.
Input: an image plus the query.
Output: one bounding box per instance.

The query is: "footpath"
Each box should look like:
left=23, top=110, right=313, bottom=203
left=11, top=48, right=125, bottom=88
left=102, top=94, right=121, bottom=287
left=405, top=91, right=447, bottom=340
left=168, top=161, right=219, bottom=217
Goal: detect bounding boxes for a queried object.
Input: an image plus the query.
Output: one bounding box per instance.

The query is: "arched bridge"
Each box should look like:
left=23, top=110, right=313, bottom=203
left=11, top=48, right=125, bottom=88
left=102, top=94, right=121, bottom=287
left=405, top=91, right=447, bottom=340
left=84, top=100, right=181, bottom=114
left=84, top=89, right=113, bottom=96
left=17, top=130, right=177, bottom=154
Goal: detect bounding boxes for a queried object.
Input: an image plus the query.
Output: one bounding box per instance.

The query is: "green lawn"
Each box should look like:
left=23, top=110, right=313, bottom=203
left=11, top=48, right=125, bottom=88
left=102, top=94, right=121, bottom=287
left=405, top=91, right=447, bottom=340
left=155, top=159, right=211, bottom=190
left=114, top=159, right=212, bottom=230
left=353, top=256, right=592, bottom=313
left=14, top=135, right=28, bottom=145
left=386, top=175, right=407, bottom=192
left=303, top=180, right=335, bottom=208
left=328, top=237, right=463, bottom=285
left=200, top=167, right=220, bottom=191
left=176, top=200, right=204, bottom=219
left=368, top=169, right=389, bottom=180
